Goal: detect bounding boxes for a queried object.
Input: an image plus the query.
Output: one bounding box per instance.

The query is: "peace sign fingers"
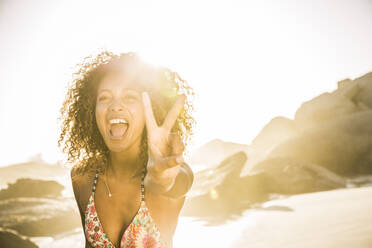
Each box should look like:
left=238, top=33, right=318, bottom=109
left=142, top=92, right=186, bottom=134
left=141, top=91, right=188, bottom=194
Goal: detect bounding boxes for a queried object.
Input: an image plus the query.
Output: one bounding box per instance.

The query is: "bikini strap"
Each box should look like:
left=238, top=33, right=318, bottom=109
left=92, top=170, right=99, bottom=196
left=141, top=169, right=145, bottom=202
left=91, top=169, right=145, bottom=199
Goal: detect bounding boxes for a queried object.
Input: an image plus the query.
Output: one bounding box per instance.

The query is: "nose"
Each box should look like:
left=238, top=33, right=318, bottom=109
left=109, top=99, right=124, bottom=112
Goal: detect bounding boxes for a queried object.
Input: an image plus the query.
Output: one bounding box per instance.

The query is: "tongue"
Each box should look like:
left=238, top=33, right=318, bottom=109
left=110, top=124, right=128, bottom=138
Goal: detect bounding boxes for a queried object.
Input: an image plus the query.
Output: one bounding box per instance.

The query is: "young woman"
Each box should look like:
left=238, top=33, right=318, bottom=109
left=59, top=51, right=195, bottom=248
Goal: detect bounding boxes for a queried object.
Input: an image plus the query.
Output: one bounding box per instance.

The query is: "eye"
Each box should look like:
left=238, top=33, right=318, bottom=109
left=98, top=95, right=109, bottom=102
left=124, top=95, right=137, bottom=102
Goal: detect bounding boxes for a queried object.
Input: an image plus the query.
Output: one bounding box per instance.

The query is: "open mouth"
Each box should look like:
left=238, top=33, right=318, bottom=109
left=109, top=123, right=129, bottom=140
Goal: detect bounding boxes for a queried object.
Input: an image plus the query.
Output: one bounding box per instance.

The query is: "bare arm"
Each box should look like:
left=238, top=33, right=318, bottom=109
left=145, top=162, right=194, bottom=198
left=162, top=162, right=193, bottom=198
left=70, top=168, right=94, bottom=248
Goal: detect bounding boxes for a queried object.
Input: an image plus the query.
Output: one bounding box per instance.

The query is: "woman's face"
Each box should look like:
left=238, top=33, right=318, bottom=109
left=95, top=72, right=146, bottom=153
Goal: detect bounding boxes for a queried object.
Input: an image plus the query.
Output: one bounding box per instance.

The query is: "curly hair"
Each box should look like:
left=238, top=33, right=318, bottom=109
left=58, top=50, right=195, bottom=175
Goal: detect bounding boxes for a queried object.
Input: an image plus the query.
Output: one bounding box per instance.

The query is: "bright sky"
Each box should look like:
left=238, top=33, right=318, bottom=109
left=1, top=0, right=372, bottom=167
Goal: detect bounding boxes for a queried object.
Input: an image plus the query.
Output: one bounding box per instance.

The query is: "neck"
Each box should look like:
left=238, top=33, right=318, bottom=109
left=107, top=146, right=146, bottom=181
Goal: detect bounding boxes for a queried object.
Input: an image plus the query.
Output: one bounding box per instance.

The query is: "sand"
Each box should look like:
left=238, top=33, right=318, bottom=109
left=233, top=186, right=372, bottom=248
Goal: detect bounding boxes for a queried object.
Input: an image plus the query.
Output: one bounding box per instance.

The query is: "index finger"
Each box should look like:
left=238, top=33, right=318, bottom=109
left=142, top=91, right=158, bottom=132
left=162, top=94, right=186, bottom=131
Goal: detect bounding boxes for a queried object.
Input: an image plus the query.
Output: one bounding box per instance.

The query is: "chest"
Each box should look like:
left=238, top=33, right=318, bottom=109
left=89, top=178, right=173, bottom=247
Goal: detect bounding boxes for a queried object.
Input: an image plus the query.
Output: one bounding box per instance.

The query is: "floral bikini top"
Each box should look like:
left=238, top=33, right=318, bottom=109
left=84, top=170, right=167, bottom=248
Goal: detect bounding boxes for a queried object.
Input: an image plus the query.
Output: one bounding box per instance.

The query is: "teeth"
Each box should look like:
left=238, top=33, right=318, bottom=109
left=109, top=119, right=128, bottom=124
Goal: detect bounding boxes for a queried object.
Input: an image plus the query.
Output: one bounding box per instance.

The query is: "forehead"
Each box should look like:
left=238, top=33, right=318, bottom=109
left=97, top=72, right=144, bottom=93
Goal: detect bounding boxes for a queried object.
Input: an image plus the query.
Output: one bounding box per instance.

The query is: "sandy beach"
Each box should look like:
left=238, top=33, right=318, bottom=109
left=172, top=186, right=372, bottom=248
left=232, top=186, right=372, bottom=248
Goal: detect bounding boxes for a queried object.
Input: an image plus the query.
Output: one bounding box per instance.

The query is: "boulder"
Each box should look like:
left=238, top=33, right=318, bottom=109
left=268, top=111, right=372, bottom=176
left=243, top=72, right=372, bottom=176
left=294, top=72, right=372, bottom=127
left=182, top=151, right=261, bottom=224
left=0, top=161, right=69, bottom=188
left=182, top=71, right=372, bottom=224
left=0, top=178, right=64, bottom=200
left=187, top=138, right=250, bottom=168
left=188, top=151, right=248, bottom=197
left=0, top=228, right=38, bottom=248
left=250, top=116, right=296, bottom=153
left=183, top=152, right=347, bottom=223
left=294, top=92, right=359, bottom=127
left=248, top=156, right=346, bottom=194
left=0, top=197, right=81, bottom=237
left=349, top=71, right=372, bottom=109
left=241, top=116, right=297, bottom=176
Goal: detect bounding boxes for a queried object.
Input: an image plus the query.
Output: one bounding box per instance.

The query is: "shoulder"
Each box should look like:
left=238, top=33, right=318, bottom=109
left=70, top=164, right=96, bottom=213
left=70, top=164, right=95, bottom=196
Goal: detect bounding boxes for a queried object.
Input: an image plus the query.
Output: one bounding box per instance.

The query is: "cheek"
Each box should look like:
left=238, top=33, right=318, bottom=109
left=131, top=104, right=146, bottom=128
left=95, top=105, right=106, bottom=131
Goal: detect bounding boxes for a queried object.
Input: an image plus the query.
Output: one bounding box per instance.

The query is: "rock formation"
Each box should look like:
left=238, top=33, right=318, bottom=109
left=0, top=197, right=81, bottom=236
left=0, top=178, right=64, bottom=200
left=0, top=228, right=38, bottom=248
left=242, top=71, right=372, bottom=176
left=187, top=138, right=251, bottom=168
left=0, top=178, right=80, bottom=237
left=184, top=71, right=372, bottom=223
left=0, top=161, right=69, bottom=188
left=183, top=151, right=348, bottom=223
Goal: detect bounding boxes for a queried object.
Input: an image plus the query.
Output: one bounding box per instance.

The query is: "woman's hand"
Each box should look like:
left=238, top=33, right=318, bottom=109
left=141, top=92, right=186, bottom=193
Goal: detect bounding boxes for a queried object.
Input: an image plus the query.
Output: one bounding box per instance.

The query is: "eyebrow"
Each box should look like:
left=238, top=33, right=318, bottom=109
left=97, top=88, right=141, bottom=95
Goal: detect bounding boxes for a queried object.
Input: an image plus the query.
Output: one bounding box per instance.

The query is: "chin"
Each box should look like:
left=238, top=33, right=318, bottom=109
left=105, top=141, right=131, bottom=153
left=105, top=135, right=142, bottom=154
